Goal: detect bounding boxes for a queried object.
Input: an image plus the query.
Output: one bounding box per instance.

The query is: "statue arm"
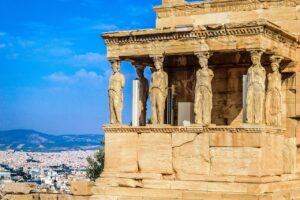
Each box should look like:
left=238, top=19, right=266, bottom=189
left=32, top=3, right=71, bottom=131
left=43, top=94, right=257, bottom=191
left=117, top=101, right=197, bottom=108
left=262, top=70, right=266, bottom=90
left=209, top=69, right=214, bottom=78
left=150, top=77, right=153, bottom=90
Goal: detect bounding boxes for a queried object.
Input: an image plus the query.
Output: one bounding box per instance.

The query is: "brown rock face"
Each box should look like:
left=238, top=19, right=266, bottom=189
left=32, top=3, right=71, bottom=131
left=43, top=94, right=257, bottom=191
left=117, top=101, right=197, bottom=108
left=104, top=132, right=138, bottom=173
left=172, top=133, right=210, bottom=175
left=138, top=133, right=173, bottom=174
left=70, top=181, right=95, bottom=196
left=3, top=183, right=37, bottom=194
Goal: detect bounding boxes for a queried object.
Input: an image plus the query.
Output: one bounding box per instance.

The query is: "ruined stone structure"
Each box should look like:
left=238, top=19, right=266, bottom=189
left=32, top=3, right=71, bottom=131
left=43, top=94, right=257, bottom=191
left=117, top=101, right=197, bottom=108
left=1, top=182, right=93, bottom=200
left=92, top=0, right=300, bottom=199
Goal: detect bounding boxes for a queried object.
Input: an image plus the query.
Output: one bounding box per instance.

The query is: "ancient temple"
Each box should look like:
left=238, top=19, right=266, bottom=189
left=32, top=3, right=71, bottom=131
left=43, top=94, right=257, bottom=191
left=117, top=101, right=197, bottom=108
left=91, top=0, right=300, bottom=199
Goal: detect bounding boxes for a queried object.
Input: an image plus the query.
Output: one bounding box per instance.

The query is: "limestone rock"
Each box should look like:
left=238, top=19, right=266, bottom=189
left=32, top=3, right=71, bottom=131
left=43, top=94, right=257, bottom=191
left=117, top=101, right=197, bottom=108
left=210, top=147, right=260, bottom=176
left=283, top=138, right=297, bottom=174
left=3, top=183, right=37, bottom=194
left=101, top=172, right=162, bottom=180
left=40, top=194, right=59, bottom=200
left=104, top=132, right=138, bottom=173
left=70, top=181, right=95, bottom=196
left=150, top=56, right=168, bottom=125
left=2, top=194, right=37, bottom=200
left=173, top=133, right=210, bottom=175
left=96, top=178, right=142, bottom=188
left=108, top=60, right=125, bottom=125
left=261, top=134, right=284, bottom=176
left=209, top=132, right=261, bottom=147
left=138, top=133, right=173, bottom=174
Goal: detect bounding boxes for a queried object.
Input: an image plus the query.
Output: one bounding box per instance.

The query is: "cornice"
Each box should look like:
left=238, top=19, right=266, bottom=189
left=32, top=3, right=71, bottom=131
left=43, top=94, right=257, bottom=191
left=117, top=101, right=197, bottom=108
left=102, top=20, right=298, bottom=48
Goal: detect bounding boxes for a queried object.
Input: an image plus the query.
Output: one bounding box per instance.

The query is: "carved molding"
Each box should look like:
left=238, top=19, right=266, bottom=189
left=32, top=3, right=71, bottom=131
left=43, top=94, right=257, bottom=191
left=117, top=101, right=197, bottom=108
left=103, top=125, right=285, bottom=134
left=155, top=0, right=299, bottom=18
left=102, top=20, right=298, bottom=49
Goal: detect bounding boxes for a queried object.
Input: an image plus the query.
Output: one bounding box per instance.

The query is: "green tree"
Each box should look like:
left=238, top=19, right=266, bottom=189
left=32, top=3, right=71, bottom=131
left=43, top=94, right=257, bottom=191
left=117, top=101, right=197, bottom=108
left=86, top=147, right=105, bottom=181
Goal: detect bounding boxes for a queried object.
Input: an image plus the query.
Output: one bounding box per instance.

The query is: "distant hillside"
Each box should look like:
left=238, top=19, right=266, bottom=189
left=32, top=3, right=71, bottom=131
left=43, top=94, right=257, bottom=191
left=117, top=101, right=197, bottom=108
left=0, top=129, right=103, bottom=152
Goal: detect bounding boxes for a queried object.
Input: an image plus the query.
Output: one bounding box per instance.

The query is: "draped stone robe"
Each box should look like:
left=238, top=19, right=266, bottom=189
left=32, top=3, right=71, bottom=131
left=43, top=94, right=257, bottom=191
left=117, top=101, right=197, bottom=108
left=246, top=65, right=266, bottom=124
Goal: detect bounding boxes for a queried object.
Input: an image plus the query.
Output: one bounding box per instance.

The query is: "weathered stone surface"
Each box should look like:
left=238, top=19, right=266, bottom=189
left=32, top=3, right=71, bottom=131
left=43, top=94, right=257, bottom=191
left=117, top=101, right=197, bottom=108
left=296, top=147, right=300, bottom=173
left=101, top=172, right=162, bottom=180
left=283, top=138, right=297, bottom=174
left=210, top=147, right=260, bottom=176
left=150, top=56, right=168, bottom=125
left=92, top=186, right=183, bottom=199
left=156, top=1, right=300, bottom=35
left=138, top=133, right=173, bottom=174
left=3, top=183, right=37, bottom=194
left=296, top=71, right=300, bottom=117
left=72, top=197, right=90, bottom=200
left=96, top=177, right=142, bottom=188
left=246, top=50, right=265, bottom=125
left=176, top=173, right=235, bottom=182
left=108, top=60, right=125, bottom=125
left=209, top=132, right=261, bottom=147
left=93, top=0, right=300, bottom=199
left=172, top=133, right=210, bottom=175
left=194, top=52, right=214, bottom=125
left=104, top=132, right=138, bottom=173
left=296, top=125, right=300, bottom=146
left=70, top=181, right=95, bottom=196
left=40, top=194, right=58, bottom=200
left=2, top=194, right=38, bottom=200
left=261, top=134, right=284, bottom=176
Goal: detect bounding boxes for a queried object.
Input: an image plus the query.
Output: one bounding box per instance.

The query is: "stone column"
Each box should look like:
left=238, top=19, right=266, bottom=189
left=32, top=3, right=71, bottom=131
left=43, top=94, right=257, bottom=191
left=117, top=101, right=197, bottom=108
left=150, top=55, right=168, bottom=125
left=266, top=55, right=284, bottom=126
left=246, top=49, right=266, bottom=125
left=108, top=59, right=125, bottom=125
left=194, top=52, right=214, bottom=126
left=133, top=63, right=149, bottom=126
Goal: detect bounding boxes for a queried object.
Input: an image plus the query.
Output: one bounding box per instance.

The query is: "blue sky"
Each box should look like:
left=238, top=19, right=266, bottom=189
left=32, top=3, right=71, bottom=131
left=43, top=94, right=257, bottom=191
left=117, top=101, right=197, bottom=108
left=0, top=0, right=165, bottom=134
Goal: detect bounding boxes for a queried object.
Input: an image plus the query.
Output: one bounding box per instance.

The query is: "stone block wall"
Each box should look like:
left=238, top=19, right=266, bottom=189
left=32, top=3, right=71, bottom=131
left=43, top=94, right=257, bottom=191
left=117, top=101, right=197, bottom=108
left=92, top=126, right=300, bottom=199
left=1, top=182, right=93, bottom=200
left=156, top=1, right=300, bottom=36
left=103, top=127, right=290, bottom=179
left=2, top=194, right=90, bottom=200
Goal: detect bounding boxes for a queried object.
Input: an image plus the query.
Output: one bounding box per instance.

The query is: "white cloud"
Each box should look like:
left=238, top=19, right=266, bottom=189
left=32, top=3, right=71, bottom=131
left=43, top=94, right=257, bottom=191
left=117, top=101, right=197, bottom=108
left=92, top=24, right=119, bottom=31
left=0, top=44, right=6, bottom=48
left=45, top=69, right=103, bottom=84
left=48, top=47, right=74, bottom=57
left=67, top=52, right=107, bottom=67
left=46, top=72, right=72, bottom=83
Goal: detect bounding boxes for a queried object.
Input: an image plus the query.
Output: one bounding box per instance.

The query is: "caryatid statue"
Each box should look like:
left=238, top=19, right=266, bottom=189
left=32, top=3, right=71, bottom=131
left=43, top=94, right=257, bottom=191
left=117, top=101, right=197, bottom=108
left=266, top=55, right=283, bottom=126
left=108, top=59, right=125, bottom=125
left=135, top=64, right=149, bottom=126
left=246, top=50, right=266, bottom=124
left=194, top=52, right=214, bottom=126
left=150, top=56, right=168, bottom=124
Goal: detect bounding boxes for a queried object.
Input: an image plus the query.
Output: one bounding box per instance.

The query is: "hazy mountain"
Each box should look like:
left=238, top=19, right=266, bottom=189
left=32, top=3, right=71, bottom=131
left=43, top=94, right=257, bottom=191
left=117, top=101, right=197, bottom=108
left=0, top=129, right=103, bottom=152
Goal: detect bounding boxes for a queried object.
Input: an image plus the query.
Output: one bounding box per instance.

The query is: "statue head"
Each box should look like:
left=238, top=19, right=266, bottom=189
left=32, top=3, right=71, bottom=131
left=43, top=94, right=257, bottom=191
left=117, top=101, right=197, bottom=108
left=196, top=52, right=211, bottom=69
left=270, top=55, right=283, bottom=72
left=271, top=62, right=279, bottom=72
left=153, top=56, right=164, bottom=71
left=250, top=50, right=263, bottom=66
left=110, top=60, right=120, bottom=73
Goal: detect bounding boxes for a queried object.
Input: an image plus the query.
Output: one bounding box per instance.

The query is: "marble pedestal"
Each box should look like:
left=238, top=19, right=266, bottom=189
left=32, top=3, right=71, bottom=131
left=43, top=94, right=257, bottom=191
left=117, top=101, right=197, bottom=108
left=91, top=125, right=300, bottom=200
